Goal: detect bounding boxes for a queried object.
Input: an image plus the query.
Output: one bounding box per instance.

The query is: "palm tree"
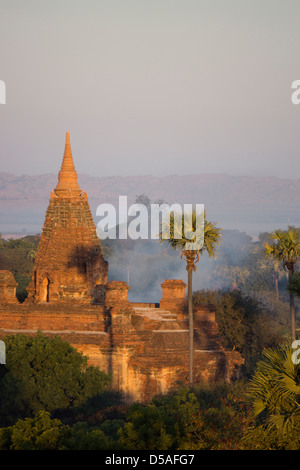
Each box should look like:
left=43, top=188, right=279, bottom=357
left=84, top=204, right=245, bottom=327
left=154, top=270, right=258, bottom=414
left=258, top=258, right=283, bottom=300
left=159, top=209, right=221, bottom=384
left=264, top=228, right=300, bottom=341
left=247, top=343, right=300, bottom=434
left=289, top=273, right=300, bottom=343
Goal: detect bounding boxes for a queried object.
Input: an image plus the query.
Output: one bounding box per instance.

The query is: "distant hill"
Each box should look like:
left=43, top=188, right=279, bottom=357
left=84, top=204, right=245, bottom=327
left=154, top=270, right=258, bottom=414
left=0, top=172, right=299, bottom=237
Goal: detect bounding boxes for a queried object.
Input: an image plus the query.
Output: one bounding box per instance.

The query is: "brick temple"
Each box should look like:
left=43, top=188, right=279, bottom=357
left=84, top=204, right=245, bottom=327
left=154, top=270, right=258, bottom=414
left=0, top=132, right=243, bottom=402
left=25, top=131, right=108, bottom=305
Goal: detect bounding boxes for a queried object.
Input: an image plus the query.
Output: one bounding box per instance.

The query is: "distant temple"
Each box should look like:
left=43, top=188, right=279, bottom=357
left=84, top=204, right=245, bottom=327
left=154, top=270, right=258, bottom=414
left=0, top=132, right=243, bottom=402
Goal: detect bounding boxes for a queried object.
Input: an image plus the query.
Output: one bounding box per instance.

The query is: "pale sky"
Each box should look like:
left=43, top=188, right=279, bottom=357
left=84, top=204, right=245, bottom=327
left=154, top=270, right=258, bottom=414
left=1, top=0, right=300, bottom=178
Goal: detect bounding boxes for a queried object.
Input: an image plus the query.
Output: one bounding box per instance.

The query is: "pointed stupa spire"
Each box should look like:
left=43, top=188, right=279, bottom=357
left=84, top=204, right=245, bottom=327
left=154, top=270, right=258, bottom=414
left=54, top=131, right=82, bottom=197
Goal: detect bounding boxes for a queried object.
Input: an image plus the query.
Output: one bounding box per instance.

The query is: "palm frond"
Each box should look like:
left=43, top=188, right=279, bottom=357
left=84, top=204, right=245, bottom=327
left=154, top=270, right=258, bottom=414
left=248, top=343, right=300, bottom=432
left=159, top=209, right=222, bottom=259
left=264, top=228, right=300, bottom=267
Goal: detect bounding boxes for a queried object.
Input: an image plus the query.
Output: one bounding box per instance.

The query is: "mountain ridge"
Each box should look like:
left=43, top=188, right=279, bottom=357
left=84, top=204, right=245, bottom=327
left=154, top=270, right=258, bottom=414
left=0, top=172, right=299, bottom=236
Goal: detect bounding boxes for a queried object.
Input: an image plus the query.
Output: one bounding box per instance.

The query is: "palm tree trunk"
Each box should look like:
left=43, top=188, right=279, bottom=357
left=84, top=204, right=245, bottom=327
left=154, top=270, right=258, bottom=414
left=289, top=270, right=296, bottom=341
left=187, top=264, right=193, bottom=385
left=275, top=276, right=279, bottom=300
left=290, top=293, right=296, bottom=341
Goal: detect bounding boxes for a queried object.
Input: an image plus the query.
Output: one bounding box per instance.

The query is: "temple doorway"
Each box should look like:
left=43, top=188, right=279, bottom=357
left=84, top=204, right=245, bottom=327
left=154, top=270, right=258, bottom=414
left=41, top=277, right=50, bottom=302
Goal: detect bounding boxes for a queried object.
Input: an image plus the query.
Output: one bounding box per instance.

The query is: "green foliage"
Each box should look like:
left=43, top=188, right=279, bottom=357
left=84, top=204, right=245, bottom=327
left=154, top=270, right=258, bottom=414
left=0, top=411, right=68, bottom=450
left=119, top=388, right=198, bottom=450
left=288, top=272, right=300, bottom=297
left=0, top=411, right=122, bottom=450
left=242, top=424, right=300, bottom=450
left=193, top=289, right=288, bottom=375
left=0, top=333, right=110, bottom=424
left=0, top=235, right=40, bottom=301
left=241, top=342, right=300, bottom=449
left=247, top=343, right=300, bottom=433
left=264, top=227, right=300, bottom=273
left=62, top=421, right=119, bottom=450
left=119, top=384, right=250, bottom=450
left=263, top=227, right=300, bottom=340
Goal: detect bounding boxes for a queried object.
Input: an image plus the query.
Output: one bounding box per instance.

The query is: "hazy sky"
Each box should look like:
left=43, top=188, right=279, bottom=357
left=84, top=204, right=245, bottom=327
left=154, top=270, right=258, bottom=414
left=1, top=0, right=300, bottom=178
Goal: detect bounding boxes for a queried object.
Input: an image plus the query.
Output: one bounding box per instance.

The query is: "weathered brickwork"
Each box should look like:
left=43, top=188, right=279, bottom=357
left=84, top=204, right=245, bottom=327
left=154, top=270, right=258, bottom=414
left=0, top=132, right=244, bottom=403
left=0, top=271, right=18, bottom=303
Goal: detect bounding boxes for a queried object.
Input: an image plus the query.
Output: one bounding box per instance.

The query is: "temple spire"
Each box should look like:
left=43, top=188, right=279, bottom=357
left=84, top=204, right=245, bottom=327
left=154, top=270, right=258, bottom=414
left=54, top=131, right=81, bottom=197
left=61, top=130, right=74, bottom=170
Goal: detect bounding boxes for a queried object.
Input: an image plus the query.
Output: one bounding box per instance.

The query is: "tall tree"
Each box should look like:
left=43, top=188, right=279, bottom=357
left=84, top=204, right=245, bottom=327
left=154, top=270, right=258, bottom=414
left=0, top=333, right=110, bottom=424
left=258, top=258, right=283, bottom=300
left=160, top=209, right=221, bottom=384
left=264, top=228, right=300, bottom=341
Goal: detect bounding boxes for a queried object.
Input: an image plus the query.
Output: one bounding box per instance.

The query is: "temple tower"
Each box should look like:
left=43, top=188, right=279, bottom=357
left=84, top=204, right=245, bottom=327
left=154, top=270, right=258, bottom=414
left=26, top=131, right=108, bottom=304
